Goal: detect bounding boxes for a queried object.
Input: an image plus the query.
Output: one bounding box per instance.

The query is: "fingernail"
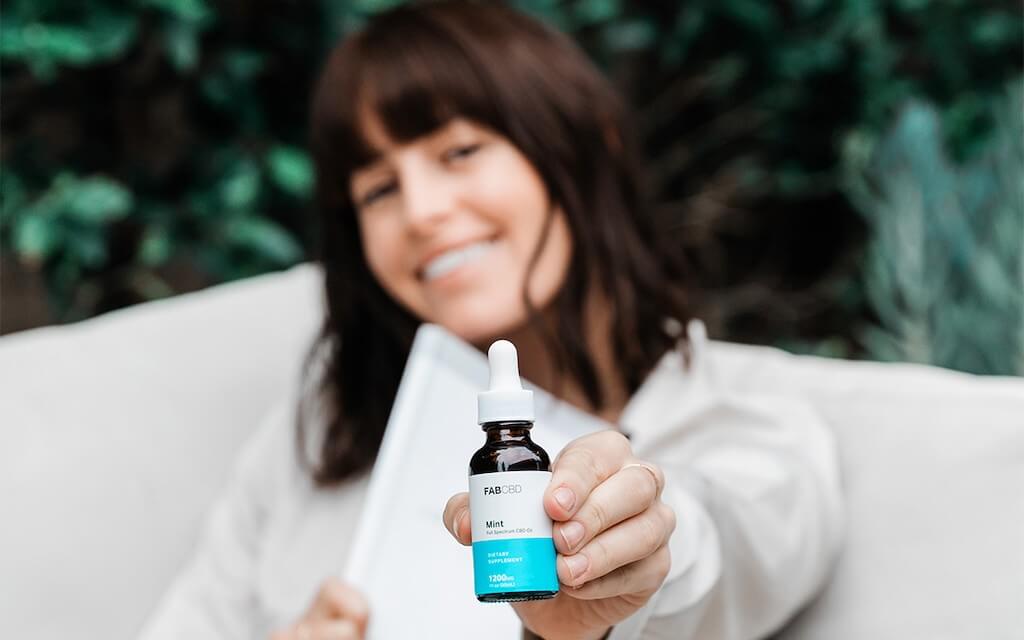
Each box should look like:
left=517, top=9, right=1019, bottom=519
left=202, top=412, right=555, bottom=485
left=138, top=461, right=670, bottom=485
left=553, top=486, right=575, bottom=511
left=559, top=521, right=585, bottom=551
left=563, top=554, right=589, bottom=586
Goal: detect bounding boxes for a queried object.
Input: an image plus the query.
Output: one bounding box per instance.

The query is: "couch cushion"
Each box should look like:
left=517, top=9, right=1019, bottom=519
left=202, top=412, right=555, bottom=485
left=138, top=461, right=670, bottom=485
left=706, top=343, right=1024, bottom=640
left=0, top=264, right=323, bottom=640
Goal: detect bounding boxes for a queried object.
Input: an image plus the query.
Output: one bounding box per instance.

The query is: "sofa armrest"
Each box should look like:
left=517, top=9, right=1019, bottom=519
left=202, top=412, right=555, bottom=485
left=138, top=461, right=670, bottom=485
left=0, top=263, right=323, bottom=640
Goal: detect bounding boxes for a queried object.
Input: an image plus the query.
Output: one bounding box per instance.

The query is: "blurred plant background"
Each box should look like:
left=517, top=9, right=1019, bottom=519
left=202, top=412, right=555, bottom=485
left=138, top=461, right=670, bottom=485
left=1, top=0, right=1022, bottom=375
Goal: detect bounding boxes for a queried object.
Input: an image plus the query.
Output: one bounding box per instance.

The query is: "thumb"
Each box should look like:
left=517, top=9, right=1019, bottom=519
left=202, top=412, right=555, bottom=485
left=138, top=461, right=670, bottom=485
left=442, top=492, right=472, bottom=546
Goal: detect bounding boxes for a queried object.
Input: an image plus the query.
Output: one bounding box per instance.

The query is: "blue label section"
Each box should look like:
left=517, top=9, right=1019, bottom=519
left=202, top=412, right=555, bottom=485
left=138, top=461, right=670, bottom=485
left=473, top=537, right=559, bottom=596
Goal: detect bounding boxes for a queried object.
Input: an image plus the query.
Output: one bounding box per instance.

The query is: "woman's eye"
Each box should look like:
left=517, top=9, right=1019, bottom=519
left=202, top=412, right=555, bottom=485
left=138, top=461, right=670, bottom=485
left=360, top=180, right=397, bottom=207
left=442, top=143, right=481, bottom=162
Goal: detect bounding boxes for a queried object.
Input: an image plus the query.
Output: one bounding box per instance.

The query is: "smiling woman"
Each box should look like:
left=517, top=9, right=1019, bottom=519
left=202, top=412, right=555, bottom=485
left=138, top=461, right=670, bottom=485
left=138, top=3, right=842, bottom=640
left=306, top=0, right=694, bottom=485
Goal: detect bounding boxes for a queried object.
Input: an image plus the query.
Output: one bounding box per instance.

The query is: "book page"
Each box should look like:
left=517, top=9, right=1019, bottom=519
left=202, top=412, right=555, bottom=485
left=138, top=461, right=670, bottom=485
left=342, top=324, right=611, bottom=638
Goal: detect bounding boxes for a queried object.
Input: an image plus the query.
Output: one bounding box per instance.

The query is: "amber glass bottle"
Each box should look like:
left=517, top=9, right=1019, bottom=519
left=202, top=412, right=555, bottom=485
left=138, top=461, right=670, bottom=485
left=468, top=341, right=559, bottom=603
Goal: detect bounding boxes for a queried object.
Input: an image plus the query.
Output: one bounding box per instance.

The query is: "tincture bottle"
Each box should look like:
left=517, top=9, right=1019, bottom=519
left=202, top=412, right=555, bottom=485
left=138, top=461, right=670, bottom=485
left=469, top=340, right=559, bottom=602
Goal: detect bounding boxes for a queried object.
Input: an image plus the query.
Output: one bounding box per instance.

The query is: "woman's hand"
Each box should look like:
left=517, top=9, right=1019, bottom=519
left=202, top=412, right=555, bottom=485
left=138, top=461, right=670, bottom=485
left=270, top=577, right=369, bottom=640
left=443, top=431, right=676, bottom=640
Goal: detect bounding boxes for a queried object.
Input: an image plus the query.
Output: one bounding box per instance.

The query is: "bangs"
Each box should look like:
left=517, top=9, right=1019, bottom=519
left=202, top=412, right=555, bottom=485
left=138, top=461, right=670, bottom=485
left=312, top=7, right=508, bottom=185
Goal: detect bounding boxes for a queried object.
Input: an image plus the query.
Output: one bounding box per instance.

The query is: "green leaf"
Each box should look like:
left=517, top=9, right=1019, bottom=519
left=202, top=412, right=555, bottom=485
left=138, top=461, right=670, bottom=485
left=68, top=229, right=108, bottom=267
left=199, top=73, right=231, bottom=108
left=663, top=8, right=706, bottom=65
left=510, top=0, right=569, bottom=30
left=219, top=160, right=261, bottom=211
left=0, top=15, right=137, bottom=69
left=66, top=176, right=134, bottom=224
left=717, top=0, right=780, bottom=34
left=13, top=214, right=60, bottom=259
left=792, top=0, right=828, bottom=19
left=87, top=12, right=139, bottom=59
left=267, top=146, right=313, bottom=198
left=223, top=49, right=264, bottom=80
left=139, top=227, right=173, bottom=266
left=0, top=20, right=25, bottom=58
left=142, top=0, right=213, bottom=26
left=970, top=12, right=1021, bottom=48
left=351, top=0, right=405, bottom=15
left=164, top=20, right=199, bottom=71
left=225, top=216, right=302, bottom=264
left=893, top=0, right=931, bottom=13
left=572, top=0, right=621, bottom=28
left=25, top=23, right=93, bottom=63
left=603, top=19, right=657, bottom=52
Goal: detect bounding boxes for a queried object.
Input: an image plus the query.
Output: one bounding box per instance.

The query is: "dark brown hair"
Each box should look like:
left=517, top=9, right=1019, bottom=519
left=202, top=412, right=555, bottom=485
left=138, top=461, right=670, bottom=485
left=301, top=0, right=694, bottom=486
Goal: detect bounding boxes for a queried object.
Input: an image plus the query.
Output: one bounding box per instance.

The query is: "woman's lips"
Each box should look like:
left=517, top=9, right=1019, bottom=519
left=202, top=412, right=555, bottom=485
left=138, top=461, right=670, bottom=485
left=420, top=237, right=498, bottom=282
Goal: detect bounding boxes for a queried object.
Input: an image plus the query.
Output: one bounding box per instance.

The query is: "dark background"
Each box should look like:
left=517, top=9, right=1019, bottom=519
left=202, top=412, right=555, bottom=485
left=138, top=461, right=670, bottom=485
left=2, top=0, right=1022, bottom=374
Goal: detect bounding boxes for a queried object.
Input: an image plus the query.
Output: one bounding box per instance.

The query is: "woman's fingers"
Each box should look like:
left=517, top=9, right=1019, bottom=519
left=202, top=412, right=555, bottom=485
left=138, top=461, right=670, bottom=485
left=561, top=544, right=672, bottom=601
left=442, top=491, right=472, bottom=545
left=556, top=502, right=676, bottom=588
left=269, top=579, right=371, bottom=640
left=316, top=620, right=362, bottom=639
left=292, top=618, right=360, bottom=638
left=305, top=578, right=370, bottom=632
left=545, top=430, right=633, bottom=521
left=552, top=461, right=664, bottom=555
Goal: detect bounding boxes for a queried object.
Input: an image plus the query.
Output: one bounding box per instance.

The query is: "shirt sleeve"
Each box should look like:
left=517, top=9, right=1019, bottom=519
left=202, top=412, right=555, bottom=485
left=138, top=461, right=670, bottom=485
left=612, top=324, right=845, bottom=640
left=136, top=401, right=292, bottom=640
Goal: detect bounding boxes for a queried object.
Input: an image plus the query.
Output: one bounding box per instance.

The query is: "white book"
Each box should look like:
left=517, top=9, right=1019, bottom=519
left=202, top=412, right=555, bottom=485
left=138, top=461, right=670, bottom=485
left=342, top=324, right=611, bottom=639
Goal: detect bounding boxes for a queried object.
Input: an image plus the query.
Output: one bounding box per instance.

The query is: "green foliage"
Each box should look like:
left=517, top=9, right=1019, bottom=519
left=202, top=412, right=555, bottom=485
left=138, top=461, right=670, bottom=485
left=843, top=81, right=1024, bottom=375
left=0, top=4, right=138, bottom=79
left=0, top=0, right=1021, bottom=374
left=0, top=0, right=334, bottom=320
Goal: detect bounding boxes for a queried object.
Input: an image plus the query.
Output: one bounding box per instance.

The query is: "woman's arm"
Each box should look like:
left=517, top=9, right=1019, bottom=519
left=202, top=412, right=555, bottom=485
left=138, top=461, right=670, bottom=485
left=632, top=393, right=844, bottom=639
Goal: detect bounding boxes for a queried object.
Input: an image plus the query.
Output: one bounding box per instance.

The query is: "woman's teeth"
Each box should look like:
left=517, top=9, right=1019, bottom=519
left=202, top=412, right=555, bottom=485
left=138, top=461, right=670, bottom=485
left=422, top=240, right=494, bottom=281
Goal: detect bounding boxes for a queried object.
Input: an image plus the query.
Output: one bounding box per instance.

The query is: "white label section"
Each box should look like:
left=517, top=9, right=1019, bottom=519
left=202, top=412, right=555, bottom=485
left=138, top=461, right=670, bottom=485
left=469, top=470, right=553, bottom=542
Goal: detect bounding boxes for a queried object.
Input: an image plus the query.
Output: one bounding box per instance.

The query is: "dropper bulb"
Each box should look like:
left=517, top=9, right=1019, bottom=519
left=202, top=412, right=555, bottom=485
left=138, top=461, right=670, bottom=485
left=487, top=340, right=522, bottom=391
left=478, top=339, right=534, bottom=424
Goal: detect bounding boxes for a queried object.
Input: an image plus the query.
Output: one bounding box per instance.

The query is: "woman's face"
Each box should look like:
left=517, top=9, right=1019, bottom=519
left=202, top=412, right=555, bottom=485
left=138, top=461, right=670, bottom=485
left=349, top=114, right=573, bottom=345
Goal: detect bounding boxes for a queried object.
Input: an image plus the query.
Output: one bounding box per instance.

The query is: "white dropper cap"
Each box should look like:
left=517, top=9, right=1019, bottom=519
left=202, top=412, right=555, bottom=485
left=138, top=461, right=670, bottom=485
left=478, top=340, right=535, bottom=425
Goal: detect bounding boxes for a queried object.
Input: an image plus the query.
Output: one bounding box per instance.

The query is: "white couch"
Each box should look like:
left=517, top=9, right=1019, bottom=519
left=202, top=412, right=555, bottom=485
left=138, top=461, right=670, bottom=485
left=1, top=263, right=1021, bottom=639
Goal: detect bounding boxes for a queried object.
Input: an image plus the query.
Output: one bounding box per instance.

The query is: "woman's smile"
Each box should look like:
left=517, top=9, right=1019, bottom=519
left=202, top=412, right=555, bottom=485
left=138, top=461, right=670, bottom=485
left=418, top=236, right=500, bottom=284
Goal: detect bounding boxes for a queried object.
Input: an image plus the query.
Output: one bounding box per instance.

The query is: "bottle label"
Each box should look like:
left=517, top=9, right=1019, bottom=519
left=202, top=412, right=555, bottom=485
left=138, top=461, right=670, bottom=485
left=469, top=470, right=558, bottom=596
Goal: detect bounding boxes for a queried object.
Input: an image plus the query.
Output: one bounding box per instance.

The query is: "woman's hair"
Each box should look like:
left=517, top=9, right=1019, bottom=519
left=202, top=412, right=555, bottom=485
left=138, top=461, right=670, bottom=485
left=301, top=0, right=694, bottom=486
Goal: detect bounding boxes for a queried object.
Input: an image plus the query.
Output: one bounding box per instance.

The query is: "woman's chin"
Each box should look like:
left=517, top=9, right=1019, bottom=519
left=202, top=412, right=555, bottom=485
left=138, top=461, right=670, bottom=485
left=439, top=323, right=504, bottom=348
left=432, top=314, right=525, bottom=349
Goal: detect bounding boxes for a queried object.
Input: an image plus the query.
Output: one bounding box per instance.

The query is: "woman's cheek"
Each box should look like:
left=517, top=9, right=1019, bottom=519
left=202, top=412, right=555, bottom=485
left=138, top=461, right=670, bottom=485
left=362, top=223, right=412, bottom=303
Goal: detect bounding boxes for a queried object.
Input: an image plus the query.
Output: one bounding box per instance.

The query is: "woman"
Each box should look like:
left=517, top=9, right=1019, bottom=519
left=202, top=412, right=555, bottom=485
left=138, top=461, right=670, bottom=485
left=140, top=2, right=842, bottom=639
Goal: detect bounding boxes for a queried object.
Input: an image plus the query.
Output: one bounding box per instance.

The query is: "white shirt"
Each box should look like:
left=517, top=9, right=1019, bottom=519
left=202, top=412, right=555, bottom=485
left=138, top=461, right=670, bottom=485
left=138, top=322, right=843, bottom=639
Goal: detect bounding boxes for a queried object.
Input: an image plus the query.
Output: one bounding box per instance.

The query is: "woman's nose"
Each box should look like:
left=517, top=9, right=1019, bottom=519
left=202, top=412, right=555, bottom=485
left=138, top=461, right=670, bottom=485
left=400, top=169, right=456, bottom=234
